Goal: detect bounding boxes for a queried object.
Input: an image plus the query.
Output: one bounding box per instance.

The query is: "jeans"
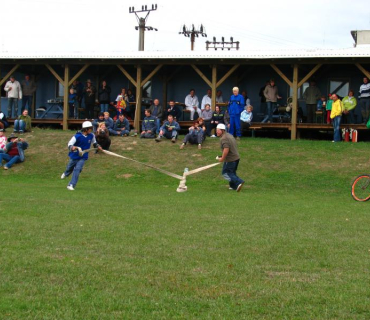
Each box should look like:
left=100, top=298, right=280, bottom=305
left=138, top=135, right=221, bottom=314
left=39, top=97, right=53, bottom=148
left=163, top=130, right=178, bottom=139
left=7, top=98, right=19, bottom=118
left=229, top=115, right=241, bottom=137
left=267, top=101, right=276, bottom=122
left=22, top=96, right=33, bottom=112
left=222, top=159, right=244, bottom=190
left=360, top=98, right=370, bottom=123
left=155, top=118, right=161, bottom=134
left=14, top=120, right=26, bottom=132
left=183, top=132, right=203, bottom=145
left=332, top=116, right=342, bottom=142
left=0, top=154, right=21, bottom=168
left=64, top=158, right=86, bottom=188
left=110, top=129, right=130, bottom=136
left=85, top=104, right=95, bottom=119
left=100, top=103, right=109, bottom=113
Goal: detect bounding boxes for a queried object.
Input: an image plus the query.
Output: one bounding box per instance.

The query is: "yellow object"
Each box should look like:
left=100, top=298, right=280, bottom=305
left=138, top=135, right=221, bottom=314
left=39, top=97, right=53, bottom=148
left=330, top=100, right=343, bottom=119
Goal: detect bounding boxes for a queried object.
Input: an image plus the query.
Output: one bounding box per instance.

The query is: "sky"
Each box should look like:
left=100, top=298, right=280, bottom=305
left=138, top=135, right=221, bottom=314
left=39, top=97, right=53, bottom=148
left=0, top=0, right=369, bottom=54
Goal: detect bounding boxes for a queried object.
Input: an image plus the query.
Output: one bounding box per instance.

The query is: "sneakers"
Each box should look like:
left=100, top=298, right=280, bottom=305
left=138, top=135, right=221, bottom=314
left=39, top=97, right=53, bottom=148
left=61, top=173, right=66, bottom=179
left=3, top=166, right=9, bottom=170
left=211, top=135, right=216, bottom=138
left=180, top=143, right=185, bottom=150
left=198, top=144, right=202, bottom=150
left=236, top=182, right=244, bottom=192
left=155, top=136, right=162, bottom=142
left=236, top=137, right=241, bottom=141
left=171, top=137, right=176, bottom=143
left=67, top=185, right=75, bottom=191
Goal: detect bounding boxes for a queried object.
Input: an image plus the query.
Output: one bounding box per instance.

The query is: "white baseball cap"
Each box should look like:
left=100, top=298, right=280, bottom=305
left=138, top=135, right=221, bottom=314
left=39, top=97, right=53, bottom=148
left=82, top=121, right=93, bottom=129
left=216, top=123, right=226, bottom=130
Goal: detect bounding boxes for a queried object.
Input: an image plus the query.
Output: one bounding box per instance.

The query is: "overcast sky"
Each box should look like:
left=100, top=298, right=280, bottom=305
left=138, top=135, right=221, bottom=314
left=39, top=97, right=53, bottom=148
left=0, top=0, right=369, bottom=53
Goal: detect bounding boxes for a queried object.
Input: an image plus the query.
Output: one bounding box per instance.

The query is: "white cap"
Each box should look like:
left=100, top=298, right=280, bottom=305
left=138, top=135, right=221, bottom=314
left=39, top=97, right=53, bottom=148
left=216, top=123, right=226, bottom=130
left=82, top=121, right=93, bottom=129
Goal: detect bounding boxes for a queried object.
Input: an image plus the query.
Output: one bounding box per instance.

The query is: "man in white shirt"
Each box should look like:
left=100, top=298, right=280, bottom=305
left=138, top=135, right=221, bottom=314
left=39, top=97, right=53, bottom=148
left=184, top=89, right=200, bottom=121
left=216, top=90, right=224, bottom=103
left=359, top=77, right=370, bottom=123
left=4, top=75, right=22, bottom=118
left=201, top=89, right=212, bottom=110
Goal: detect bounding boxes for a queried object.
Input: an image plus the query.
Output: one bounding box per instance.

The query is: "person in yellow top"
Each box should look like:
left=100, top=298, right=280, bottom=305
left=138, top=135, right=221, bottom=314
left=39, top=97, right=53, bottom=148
left=330, top=94, right=343, bottom=142
left=342, top=90, right=357, bottom=124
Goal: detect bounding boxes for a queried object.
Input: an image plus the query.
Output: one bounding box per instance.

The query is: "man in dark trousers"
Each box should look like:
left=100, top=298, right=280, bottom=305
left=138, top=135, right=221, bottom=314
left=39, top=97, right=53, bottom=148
left=216, top=123, right=244, bottom=192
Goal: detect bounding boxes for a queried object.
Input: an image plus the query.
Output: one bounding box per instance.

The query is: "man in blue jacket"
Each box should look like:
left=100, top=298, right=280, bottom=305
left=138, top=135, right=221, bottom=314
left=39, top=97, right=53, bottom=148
left=141, top=109, right=157, bottom=139
left=155, top=114, right=180, bottom=143
left=228, top=87, right=245, bottom=139
left=61, top=121, right=102, bottom=190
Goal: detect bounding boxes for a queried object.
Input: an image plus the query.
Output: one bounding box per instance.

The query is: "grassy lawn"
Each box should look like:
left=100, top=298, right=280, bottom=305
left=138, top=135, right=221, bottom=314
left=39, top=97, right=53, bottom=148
left=1, top=128, right=370, bottom=319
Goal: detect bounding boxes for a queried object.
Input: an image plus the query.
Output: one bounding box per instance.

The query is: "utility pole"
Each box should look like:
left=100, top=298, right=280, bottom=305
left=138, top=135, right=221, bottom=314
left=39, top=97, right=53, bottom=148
left=206, top=37, right=240, bottom=51
left=179, top=24, right=207, bottom=51
left=129, top=4, right=158, bottom=51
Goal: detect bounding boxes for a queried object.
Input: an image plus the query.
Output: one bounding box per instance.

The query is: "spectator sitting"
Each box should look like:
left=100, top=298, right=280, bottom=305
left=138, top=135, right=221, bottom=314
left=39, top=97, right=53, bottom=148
left=92, top=112, right=105, bottom=132
left=201, top=103, right=213, bottom=137
left=155, top=114, right=180, bottom=143
left=95, top=122, right=111, bottom=150
left=197, top=117, right=207, bottom=142
left=113, top=114, right=130, bottom=136
left=185, top=89, right=200, bottom=121
left=115, top=95, right=130, bottom=119
left=127, top=89, right=135, bottom=102
left=240, top=105, right=253, bottom=133
left=14, top=109, right=32, bottom=133
left=0, top=112, right=9, bottom=130
left=149, top=98, right=163, bottom=134
left=141, top=109, right=157, bottom=139
left=180, top=120, right=204, bottom=150
left=103, top=111, right=115, bottom=135
left=0, top=133, right=28, bottom=170
left=201, top=89, right=212, bottom=111
left=224, top=109, right=230, bottom=132
left=165, top=100, right=181, bottom=121
left=210, top=105, right=224, bottom=137
left=317, top=95, right=326, bottom=111
left=0, top=129, right=6, bottom=152
left=216, top=90, right=223, bottom=103
left=68, top=88, right=77, bottom=119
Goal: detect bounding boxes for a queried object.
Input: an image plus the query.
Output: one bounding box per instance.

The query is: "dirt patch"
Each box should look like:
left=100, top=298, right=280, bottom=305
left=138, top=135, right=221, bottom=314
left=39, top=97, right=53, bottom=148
left=116, top=173, right=133, bottom=179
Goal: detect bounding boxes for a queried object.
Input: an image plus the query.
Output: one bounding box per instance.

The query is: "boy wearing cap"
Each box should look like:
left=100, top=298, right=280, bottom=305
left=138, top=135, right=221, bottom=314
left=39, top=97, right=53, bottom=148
left=61, top=121, right=102, bottom=190
left=0, top=133, right=28, bottom=170
left=216, top=123, right=244, bottom=192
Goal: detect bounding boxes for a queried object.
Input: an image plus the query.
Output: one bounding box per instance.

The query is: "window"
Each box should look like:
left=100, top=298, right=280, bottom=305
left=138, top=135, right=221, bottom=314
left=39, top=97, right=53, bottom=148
left=57, top=82, right=64, bottom=97
left=289, top=82, right=309, bottom=99
left=329, top=79, right=350, bottom=99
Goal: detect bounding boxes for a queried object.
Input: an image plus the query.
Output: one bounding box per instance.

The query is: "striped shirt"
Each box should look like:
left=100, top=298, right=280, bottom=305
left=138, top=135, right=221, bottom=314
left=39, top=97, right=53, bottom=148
left=359, top=83, right=370, bottom=99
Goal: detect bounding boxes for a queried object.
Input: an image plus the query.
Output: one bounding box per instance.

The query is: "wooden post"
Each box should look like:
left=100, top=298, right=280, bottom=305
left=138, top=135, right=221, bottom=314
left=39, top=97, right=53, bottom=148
left=211, top=65, right=217, bottom=110
left=63, top=64, right=69, bottom=130
left=291, top=64, right=298, bottom=140
left=355, top=63, right=370, bottom=79
left=134, top=65, right=142, bottom=132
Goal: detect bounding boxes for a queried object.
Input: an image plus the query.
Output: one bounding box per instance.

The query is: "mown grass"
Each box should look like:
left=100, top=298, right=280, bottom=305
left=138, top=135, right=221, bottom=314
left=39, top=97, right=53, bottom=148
left=1, top=128, right=370, bottom=319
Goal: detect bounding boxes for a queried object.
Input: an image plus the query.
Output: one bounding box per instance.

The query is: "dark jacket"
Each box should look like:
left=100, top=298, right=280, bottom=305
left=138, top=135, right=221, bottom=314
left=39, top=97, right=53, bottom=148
left=98, top=85, right=111, bottom=104
left=142, top=115, right=157, bottom=132
left=5, top=140, right=29, bottom=161
left=83, top=85, right=96, bottom=105
left=149, top=104, right=163, bottom=120
left=165, top=105, right=181, bottom=120
left=211, top=111, right=225, bottom=123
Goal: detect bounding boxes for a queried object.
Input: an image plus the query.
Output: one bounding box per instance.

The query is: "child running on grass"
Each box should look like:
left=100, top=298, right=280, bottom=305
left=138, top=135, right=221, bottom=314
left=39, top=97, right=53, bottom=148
left=61, top=121, right=102, bottom=191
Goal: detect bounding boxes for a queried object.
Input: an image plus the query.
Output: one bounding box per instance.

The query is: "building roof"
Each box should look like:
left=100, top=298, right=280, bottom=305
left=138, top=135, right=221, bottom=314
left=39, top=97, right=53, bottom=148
left=0, top=47, right=369, bottom=60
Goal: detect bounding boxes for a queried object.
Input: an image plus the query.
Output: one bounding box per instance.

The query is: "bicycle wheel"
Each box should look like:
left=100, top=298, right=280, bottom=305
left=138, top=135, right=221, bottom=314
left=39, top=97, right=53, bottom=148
left=351, top=175, right=370, bottom=202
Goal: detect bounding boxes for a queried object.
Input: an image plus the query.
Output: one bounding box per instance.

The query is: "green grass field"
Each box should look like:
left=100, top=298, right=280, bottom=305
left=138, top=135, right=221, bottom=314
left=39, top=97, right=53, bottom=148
left=1, top=128, right=370, bottom=319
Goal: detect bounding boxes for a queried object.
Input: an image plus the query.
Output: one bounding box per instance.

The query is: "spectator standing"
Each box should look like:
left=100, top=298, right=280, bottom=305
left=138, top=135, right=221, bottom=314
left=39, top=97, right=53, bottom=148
left=216, top=123, right=244, bottom=192
left=330, top=94, right=343, bottom=142
left=4, top=75, right=22, bottom=118
left=0, top=133, right=28, bottom=170
left=228, top=87, right=245, bottom=139
left=303, top=80, right=321, bottom=123
left=68, top=88, right=77, bottom=118
left=98, top=80, right=111, bottom=113
left=140, top=109, right=157, bottom=139
left=61, top=121, right=102, bottom=190
left=201, top=89, right=212, bottom=110
left=259, top=81, right=269, bottom=115
left=216, top=90, right=224, bottom=103
left=21, top=74, right=36, bottom=113
left=241, top=90, right=251, bottom=107
left=113, top=114, right=130, bottom=137
left=185, top=89, right=200, bottom=121
left=14, top=109, right=32, bottom=133
left=359, top=77, right=370, bottom=123
left=127, top=89, right=135, bottom=102
left=71, top=80, right=83, bottom=112
left=263, top=79, right=281, bottom=123
left=342, top=90, right=357, bottom=124
left=149, top=98, right=163, bottom=134
left=155, top=114, right=180, bottom=143
left=83, top=79, right=96, bottom=119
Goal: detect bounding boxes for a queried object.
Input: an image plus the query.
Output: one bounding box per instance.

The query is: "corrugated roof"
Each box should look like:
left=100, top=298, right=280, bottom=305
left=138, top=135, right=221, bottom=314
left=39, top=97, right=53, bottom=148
left=0, top=47, right=369, bottom=59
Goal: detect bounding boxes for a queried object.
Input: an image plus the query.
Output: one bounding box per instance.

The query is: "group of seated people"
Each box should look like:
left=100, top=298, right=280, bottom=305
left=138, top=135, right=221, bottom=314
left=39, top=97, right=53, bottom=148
left=0, top=109, right=32, bottom=134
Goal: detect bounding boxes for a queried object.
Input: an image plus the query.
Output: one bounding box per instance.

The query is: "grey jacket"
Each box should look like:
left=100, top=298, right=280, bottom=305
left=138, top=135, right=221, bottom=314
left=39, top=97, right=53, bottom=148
left=264, top=85, right=279, bottom=102
left=303, top=86, right=321, bottom=104
left=21, top=80, right=37, bottom=96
